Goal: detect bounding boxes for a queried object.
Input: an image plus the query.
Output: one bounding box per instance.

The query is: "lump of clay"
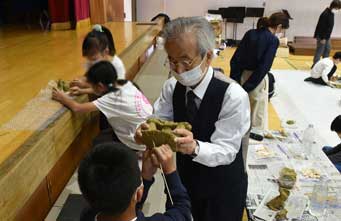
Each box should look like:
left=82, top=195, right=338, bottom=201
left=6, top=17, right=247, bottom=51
left=278, top=167, right=297, bottom=189
left=279, top=129, right=289, bottom=137
left=286, top=120, right=295, bottom=125
left=266, top=187, right=290, bottom=211
left=275, top=209, right=288, bottom=221
left=141, top=118, right=192, bottom=152
left=57, top=79, right=70, bottom=92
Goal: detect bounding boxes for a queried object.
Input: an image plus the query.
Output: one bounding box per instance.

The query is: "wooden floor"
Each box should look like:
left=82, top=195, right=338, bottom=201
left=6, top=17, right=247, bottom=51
left=0, top=22, right=162, bottom=221
left=0, top=23, right=151, bottom=127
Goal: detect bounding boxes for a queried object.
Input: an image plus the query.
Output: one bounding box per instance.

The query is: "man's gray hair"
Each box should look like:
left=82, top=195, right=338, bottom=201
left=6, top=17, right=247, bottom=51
left=162, top=17, right=215, bottom=57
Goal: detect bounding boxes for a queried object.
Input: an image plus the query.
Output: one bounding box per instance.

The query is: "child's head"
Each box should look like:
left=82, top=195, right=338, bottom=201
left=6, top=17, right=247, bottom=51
left=78, top=143, right=143, bottom=217
left=85, top=61, right=118, bottom=95
left=333, top=52, right=341, bottom=64
left=82, top=25, right=116, bottom=65
left=331, top=115, right=341, bottom=138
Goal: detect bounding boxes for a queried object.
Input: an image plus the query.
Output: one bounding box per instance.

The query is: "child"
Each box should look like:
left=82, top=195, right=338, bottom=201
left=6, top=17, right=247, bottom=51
left=323, top=115, right=341, bottom=172
left=71, top=24, right=126, bottom=96
left=305, top=52, right=341, bottom=87
left=52, top=61, right=152, bottom=151
left=78, top=143, right=192, bottom=221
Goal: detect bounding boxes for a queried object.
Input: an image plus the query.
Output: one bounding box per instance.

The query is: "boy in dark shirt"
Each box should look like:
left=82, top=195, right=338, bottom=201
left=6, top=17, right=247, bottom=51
left=78, top=143, right=192, bottom=221
left=323, top=115, right=341, bottom=172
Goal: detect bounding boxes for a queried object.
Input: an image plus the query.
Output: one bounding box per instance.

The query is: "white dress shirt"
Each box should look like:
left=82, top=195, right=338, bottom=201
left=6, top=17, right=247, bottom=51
left=153, top=67, right=251, bottom=167
left=311, top=57, right=335, bottom=83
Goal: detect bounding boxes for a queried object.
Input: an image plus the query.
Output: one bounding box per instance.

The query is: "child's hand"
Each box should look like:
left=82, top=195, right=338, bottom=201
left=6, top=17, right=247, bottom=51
left=152, top=145, right=176, bottom=175
left=135, top=122, right=150, bottom=144
left=70, top=78, right=87, bottom=88
left=52, top=88, right=67, bottom=102
left=141, top=148, right=158, bottom=181
left=69, top=86, right=82, bottom=96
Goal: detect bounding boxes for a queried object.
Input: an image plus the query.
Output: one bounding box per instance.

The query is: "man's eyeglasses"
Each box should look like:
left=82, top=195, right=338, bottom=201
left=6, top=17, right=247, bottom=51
left=164, top=55, right=201, bottom=70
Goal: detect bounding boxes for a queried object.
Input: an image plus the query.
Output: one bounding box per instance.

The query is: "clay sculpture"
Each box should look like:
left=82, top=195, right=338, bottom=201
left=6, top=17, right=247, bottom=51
left=140, top=118, right=192, bottom=152
left=278, top=167, right=297, bottom=189
left=266, top=187, right=290, bottom=211
left=57, top=79, right=70, bottom=92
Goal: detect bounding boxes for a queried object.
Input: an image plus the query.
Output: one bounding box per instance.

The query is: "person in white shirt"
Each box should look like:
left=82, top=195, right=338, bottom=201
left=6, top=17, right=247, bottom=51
left=53, top=61, right=152, bottom=151
left=305, top=52, right=341, bottom=87
left=135, top=17, right=250, bottom=221
left=70, top=24, right=126, bottom=96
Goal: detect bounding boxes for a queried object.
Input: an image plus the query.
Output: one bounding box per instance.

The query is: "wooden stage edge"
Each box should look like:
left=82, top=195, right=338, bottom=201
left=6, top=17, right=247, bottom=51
left=0, top=19, right=164, bottom=221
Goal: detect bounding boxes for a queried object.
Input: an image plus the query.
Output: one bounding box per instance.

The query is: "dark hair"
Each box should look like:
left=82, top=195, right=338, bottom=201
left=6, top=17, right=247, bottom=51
left=331, top=115, right=341, bottom=132
left=78, top=143, right=141, bottom=216
left=333, top=51, right=341, bottom=60
left=86, top=61, right=118, bottom=92
left=151, top=13, right=171, bottom=24
left=82, top=25, right=116, bottom=57
left=257, top=12, right=289, bottom=30
left=330, top=0, right=341, bottom=9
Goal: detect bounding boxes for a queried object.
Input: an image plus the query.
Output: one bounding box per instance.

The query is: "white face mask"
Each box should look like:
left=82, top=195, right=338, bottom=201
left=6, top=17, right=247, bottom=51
left=332, top=9, right=339, bottom=13
left=171, top=57, right=206, bottom=86
left=275, top=32, right=283, bottom=38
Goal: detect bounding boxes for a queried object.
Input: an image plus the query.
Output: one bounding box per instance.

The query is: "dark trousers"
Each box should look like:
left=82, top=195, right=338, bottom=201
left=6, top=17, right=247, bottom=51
left=323, top=146, right=341, bottom=172
left=191, top=176, right=248, bottom=221
left=304, top=77, right=328, bottom=86
left=313, top=38, right=331, bottom=65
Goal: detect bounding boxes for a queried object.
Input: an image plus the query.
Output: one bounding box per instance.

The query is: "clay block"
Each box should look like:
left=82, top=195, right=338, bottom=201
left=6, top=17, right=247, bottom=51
left=57, top=79, right=70, bottom=92
left=278, top=167, right=297, bottom=189
left=141, top=118, right=192, bottom=151
left=275, top=209, right=288, bottom=221
left=266, top=187, right=290, bottom=211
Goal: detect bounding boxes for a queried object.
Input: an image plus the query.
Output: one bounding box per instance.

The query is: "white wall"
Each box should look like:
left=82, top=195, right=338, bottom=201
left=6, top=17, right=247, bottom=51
left=124, top=0, right=132, bottom=21
left=136, top=0, right=165, bottom=22
left=265, top=0, right=341, bottom=41
left=136, top=0, right=341, bottom=41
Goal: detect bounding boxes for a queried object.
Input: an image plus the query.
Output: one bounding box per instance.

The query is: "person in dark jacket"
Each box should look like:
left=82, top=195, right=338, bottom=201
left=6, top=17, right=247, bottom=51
left=323, top=115, right=341, bottom=172
left=230, top=12, right=289, bottom=130
left=78, top=143, right=192, bottom=221
left=313, top=0, right=341, bottom=66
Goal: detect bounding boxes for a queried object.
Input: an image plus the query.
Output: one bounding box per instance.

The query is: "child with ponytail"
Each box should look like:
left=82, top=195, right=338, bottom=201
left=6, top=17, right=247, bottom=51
left=52, top=61, right=152, bottom=151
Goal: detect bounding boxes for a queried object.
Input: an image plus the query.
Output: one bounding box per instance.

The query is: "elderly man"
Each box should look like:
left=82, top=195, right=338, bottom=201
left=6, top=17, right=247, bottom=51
left=136, top=17, right=250, bottom=221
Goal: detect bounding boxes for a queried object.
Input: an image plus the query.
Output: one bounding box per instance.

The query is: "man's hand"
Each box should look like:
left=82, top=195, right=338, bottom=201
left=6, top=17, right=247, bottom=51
left=135, top=122, right=149, bottom=144
left=52, top=88, right=68, bottom=103
left=174, top=128, right=197, bottom=155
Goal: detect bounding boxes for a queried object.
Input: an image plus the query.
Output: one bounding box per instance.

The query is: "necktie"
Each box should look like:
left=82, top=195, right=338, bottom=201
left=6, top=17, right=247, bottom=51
left=186, top=90, right=198, bottom=124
